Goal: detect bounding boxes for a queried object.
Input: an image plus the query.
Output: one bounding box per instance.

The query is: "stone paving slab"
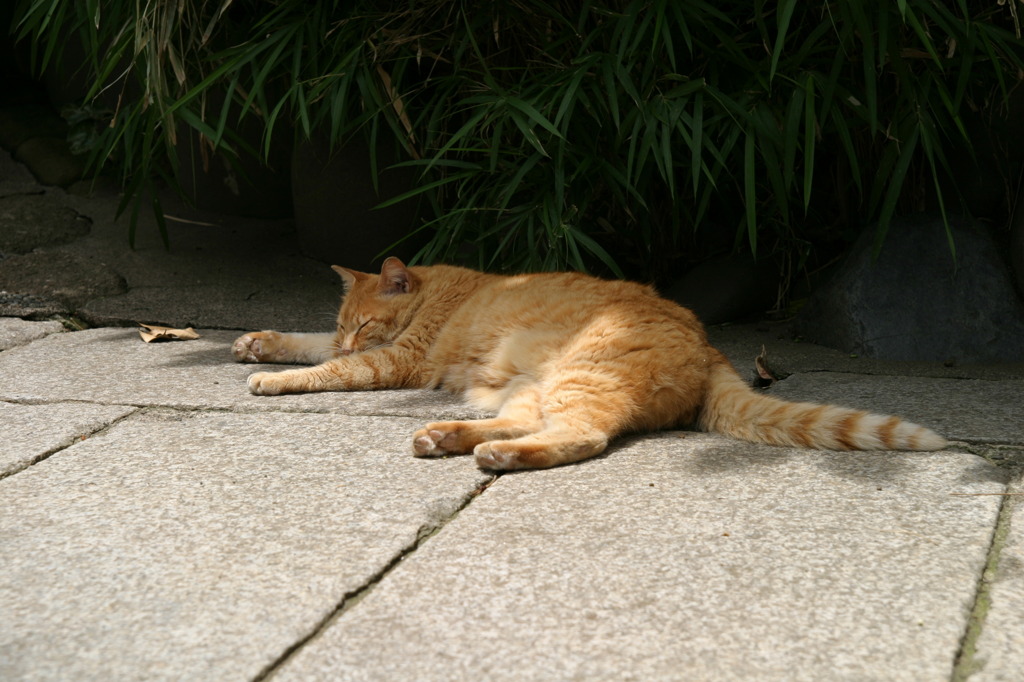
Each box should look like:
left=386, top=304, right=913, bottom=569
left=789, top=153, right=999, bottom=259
left=769, top=373, right=1024, bottom=446
left=0, top=317, right=64, bottom=351
left=0, top=409, right=492, bottom=681
left=0, top=328, right=488, bottom=421
left=275, top=434, right=1006, bottom=682
left=0, top=401, right=136, bottom=477
left=970, top=478, right=1024, bottom=682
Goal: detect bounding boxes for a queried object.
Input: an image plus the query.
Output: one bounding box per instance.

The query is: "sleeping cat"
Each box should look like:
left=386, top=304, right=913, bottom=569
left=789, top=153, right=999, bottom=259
left=233, top=257, right=946, bottom=470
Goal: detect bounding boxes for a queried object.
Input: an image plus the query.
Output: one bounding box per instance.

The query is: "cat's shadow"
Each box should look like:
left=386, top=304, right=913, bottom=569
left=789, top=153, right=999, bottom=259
left=90, top=329, right=243, bottom=369
left=145, top=335, right=294, bottom=370
left=622, top=431, right=946, bottom=486
left=162, top=348, right=250, bottom=369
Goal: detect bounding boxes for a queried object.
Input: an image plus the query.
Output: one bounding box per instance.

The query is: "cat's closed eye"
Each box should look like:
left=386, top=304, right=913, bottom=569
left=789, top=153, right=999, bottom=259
left=338, top=320, right=372, bottom=333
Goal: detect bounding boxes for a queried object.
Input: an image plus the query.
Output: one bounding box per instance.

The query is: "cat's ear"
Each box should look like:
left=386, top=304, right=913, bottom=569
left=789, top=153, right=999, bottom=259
left=331, top=265, right=366, bottom=293
left=378, top=257, right=413, bottom=296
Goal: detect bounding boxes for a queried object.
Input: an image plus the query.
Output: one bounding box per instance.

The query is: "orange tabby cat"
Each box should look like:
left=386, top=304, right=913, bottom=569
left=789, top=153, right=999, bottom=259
left=233, top=257, right=946, bottom=470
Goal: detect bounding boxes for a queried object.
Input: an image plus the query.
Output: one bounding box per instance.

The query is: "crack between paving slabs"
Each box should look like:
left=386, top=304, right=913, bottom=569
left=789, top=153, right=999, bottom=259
left=251, top=473, right=502, bottom=682
left=0, top=405, right=141, bottom=482
left=950, top=483, right=1019, bottom=682
left=956, top=444, right=1024, bottom=471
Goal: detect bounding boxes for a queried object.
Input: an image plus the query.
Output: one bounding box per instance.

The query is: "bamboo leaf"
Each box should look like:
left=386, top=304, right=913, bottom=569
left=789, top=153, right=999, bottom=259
left=508, top=109, right=549, bottom=157
left=152, top=194, right=169, bottom=250
left=830, top=107, right=862, bottom=195
left=903, top=6, right=943, bottom=67
left=769, top=0, right=798, bottom=83
left=750, top=105, right=787, bottom=226
left=690, top=90, right=704, bottom=197
left=663, top=77, right=706, bottom=99
left=918, top=116, right=956, bottom=263
left=744, top=129, right=757, bottom=253
left=782, top=85, right=804, bottom=192
left=553, top=62, right=590, bottom=128
left=802, top=72, right=816, bottom=211
left=497, top=153, right=543, bottom=210
left=86, top=0, right=100, bottom=28
left=659, top=118, right=674, bottom=197
left=374, top=171, right=476, bottom=210
left=601, top=57, right=621, bottom=129
left=874, top=122, right=921, bottom=254
left=505, top=96, right=564, bottom=139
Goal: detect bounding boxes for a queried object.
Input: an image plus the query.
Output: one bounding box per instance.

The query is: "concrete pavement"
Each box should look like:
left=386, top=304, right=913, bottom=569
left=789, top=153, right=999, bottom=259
left=1, top=146, right=1024, bottom=680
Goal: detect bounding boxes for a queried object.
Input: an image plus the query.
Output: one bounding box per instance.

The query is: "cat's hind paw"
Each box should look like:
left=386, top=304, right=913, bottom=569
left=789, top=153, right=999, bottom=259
left=474, top=442, right=519, bottom=470
left=232, top=331, right=282, bottom=363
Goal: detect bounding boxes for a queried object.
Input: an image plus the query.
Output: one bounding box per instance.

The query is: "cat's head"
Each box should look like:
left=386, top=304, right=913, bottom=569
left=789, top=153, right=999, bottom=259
left=330, top=257, right=420, bottom=356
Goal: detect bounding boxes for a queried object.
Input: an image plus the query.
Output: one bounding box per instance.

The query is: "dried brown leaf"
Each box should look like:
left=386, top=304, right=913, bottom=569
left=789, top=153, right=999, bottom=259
left=138, top=323, right=201, bottom=343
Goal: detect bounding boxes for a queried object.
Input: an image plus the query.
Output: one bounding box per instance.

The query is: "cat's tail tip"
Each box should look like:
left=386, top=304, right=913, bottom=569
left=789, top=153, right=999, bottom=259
left=700, top=360, right=947, bottom=452
left=911, top=428, right=948, bottom=451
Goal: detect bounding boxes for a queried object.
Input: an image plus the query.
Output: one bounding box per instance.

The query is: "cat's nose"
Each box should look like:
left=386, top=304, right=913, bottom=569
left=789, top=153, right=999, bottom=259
left=339, top=348, right=354, bottom=356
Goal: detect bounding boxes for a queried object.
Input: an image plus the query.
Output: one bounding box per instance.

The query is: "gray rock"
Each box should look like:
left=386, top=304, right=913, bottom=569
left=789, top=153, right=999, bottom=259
left=1011, top=188, right=1024, bottom=299
left=0, top=250, right=126, bottom=308
left=796, top=215, right=1024, bottom=363
left=79, top=280, right=337, bottom=332
left=0, top=291, right=67, bottom=318
left=14, top=137, right=86, bottom=187
left=0, top=193, right=90, bottom=254
left=0, top=149, right=44, bottom=198
left=707, top=322, right=1024, bottom=381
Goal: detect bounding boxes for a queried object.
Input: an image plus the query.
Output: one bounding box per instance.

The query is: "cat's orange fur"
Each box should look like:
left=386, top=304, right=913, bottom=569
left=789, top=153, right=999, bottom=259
left=233, top=257, right=946, bottom=470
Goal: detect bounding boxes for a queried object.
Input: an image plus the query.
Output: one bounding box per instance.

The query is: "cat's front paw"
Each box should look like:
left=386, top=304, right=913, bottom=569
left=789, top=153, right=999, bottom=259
left=413, top=428, right=460, bottom=456
left=247, top=372, right=283, bottom=395
left=232, top=331, right=283, bottom=363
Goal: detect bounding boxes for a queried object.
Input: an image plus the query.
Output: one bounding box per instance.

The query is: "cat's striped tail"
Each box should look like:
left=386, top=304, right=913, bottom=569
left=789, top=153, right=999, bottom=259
left=698, top=359, right=947, bottom=451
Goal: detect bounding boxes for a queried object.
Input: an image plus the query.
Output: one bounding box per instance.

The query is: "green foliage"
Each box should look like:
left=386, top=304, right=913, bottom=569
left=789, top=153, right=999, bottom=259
left=11, top=1, right=1024, bottom=280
